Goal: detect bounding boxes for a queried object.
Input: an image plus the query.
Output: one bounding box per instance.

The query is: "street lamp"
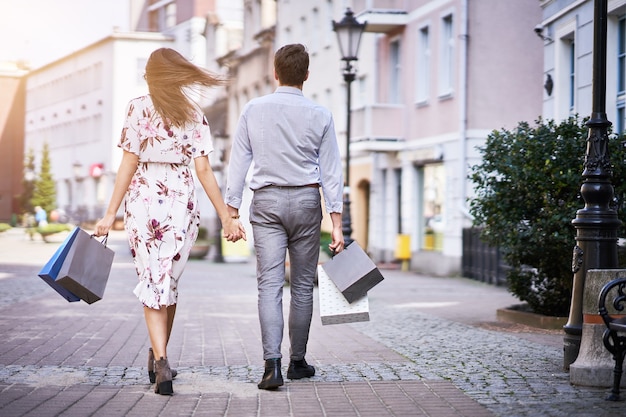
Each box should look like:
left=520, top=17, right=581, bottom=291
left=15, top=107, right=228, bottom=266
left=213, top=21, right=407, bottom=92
left=333, top=8, right=366, bottom=246
left=73, top=161, right=85, bottom=225
left=563, top=0, right=620, bottom=370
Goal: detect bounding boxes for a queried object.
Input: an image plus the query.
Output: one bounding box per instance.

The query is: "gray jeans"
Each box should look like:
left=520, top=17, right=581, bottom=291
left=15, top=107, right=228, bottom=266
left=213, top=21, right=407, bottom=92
left=250, top=186, right=322, bottom=361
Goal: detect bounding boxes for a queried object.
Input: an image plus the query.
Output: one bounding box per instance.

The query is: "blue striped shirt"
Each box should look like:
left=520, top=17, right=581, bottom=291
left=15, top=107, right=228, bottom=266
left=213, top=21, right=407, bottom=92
left=225, top=86, right=343, bottom=214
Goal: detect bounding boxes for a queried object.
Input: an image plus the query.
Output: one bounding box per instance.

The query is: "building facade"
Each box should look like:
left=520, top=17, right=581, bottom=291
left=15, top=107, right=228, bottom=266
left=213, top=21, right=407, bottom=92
left=22, top=0, right=243, bottom=229
left=24, top=33, right=174, bottom=223
left=20, top=1, right=593, bottom=279
left=350, top=0, right=544, bottom=275
left=220, top=0, right=543, bottom=276
left=0, top=62, right=29, bottom=223
left=539, top=0, right=626, bottom=131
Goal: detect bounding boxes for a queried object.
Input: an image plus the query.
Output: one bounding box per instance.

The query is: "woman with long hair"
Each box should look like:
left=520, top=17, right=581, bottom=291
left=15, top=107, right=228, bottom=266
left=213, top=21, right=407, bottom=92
left=95, top=48, right=245, bottom=395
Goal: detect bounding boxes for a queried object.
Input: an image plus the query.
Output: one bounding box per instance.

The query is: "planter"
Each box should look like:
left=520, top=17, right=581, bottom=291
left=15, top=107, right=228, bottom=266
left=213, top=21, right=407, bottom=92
left=496, top=304, right=567, bottom=330
left=189, top=242, right=210, bottom=259
left=41, top=230, right=71, bottom=243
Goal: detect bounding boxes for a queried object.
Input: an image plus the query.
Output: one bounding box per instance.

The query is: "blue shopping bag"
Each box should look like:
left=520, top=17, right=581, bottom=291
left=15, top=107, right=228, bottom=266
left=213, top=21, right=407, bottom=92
left=38, top=227, right=81, bottom=302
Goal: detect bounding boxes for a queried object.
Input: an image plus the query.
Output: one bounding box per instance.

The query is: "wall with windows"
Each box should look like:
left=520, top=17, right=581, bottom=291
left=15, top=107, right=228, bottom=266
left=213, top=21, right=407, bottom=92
left=361, top=0, right=542, bottom=276
left=0, top=67, right=27, bottom=222
left=616, top=14, right=625, bottom=133
left=24, top=34, right=172, bottom=223
left=540, top=0, right=626, bottom=130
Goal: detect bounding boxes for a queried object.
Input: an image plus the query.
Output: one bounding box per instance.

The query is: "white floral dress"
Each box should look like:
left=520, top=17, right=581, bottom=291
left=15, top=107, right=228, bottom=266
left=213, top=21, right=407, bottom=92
left=119, top=95, right=212, bottom=309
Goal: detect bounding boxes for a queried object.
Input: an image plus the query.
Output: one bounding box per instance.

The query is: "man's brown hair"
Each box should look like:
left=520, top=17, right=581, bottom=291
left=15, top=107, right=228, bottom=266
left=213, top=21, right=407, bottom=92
left=274, top=44, right=309, bottom=86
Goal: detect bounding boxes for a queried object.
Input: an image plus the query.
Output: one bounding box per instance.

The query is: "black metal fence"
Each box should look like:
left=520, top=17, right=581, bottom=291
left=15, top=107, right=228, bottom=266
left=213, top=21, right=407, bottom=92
left=462, top=228, right=507, bottom=286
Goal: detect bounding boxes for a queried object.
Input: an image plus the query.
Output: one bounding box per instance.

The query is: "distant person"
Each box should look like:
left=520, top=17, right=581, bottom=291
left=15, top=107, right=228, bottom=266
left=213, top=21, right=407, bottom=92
left=94, top=48, right=246, bottom=395
left=34, top=206, right=47, bottom=227
left=225, top=43, right=344, bottom=390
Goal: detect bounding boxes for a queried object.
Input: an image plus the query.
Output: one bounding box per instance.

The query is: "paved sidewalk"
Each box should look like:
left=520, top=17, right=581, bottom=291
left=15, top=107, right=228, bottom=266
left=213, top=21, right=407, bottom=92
left=0, top=227, right=623, bottom=416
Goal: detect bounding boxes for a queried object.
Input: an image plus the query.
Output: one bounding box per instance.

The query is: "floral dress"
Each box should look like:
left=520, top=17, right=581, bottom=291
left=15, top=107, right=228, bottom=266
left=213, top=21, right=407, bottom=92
left=119, top=95, right=212, bottom=309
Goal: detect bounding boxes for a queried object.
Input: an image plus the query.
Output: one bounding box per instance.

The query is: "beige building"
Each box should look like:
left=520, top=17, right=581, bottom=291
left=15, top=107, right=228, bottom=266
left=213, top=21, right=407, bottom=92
left=350, top=0, right=544, bottom=275
left=226, top=0, right=542, bottom=276
left=19, top=0, right=546, bottom=276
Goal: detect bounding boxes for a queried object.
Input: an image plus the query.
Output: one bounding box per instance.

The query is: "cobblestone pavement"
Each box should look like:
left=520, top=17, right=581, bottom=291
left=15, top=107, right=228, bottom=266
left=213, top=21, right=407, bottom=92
left=0, top=228, right=623, bottom=416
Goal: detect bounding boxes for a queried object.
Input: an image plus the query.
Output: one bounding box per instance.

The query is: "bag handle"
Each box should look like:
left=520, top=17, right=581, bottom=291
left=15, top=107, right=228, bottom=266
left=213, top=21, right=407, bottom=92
left=330, top=240, right=353, bottom=258
left=90, top=233, right=109, bottom=247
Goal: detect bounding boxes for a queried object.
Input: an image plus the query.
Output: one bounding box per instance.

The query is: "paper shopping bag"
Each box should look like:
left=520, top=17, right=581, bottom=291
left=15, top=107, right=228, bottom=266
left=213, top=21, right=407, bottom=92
left=318, top=265, right=369, bottom=325
left=56, top=228, right=114, bottom=304
left=38, top=227, right=81, bottom=302
left=321, top=241, right=384, bottom=303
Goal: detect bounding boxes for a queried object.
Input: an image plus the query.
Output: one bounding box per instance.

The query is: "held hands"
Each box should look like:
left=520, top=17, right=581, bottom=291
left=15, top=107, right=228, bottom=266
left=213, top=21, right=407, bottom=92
left=223, top=216, right=247, bottom=242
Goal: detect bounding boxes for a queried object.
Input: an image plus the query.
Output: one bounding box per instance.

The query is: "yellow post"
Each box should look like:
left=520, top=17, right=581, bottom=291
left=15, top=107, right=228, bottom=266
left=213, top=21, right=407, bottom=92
left=395, top=234, right=411, bottom=271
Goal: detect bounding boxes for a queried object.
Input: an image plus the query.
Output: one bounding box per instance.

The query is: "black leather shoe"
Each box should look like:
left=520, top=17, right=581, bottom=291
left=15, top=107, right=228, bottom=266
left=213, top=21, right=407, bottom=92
left=258, top=358, right=284, bottom=390
left=287, top=358, right=315, bottom=379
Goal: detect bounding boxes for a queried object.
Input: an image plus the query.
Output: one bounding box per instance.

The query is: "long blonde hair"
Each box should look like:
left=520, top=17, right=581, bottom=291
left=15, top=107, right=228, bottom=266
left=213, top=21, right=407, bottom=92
left=144, top=48, right=226, bottom=127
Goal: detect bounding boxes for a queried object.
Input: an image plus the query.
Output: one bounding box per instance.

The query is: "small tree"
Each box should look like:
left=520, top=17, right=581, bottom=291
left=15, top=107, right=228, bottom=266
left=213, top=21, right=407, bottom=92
left=31, top=142, right=57, bottom=219
left=469, top=116, right=626, bottom=317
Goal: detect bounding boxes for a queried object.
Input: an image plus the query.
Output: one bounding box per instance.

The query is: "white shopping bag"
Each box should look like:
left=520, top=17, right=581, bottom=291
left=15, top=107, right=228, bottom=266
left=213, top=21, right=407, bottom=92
left=318, top=265, right=370, bottom=325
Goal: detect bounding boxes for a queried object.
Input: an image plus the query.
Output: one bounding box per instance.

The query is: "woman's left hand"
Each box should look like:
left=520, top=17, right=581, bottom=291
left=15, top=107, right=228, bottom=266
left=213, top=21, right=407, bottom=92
left=94, top=214, right=115, bottom=237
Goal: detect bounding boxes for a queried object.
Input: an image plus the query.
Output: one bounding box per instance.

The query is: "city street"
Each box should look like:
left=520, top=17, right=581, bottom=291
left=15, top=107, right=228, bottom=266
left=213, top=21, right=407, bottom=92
left=0, top=228, right=623, bottom=416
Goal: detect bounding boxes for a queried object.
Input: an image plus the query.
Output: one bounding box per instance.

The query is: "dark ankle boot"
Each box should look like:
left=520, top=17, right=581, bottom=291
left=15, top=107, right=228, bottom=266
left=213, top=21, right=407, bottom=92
left=287, top=358, right=316, bottom=380
left=154, top=357, right=173, bottom=395
left=148, top=348, right=177, bottom=383
left=257, top=358, right=283, bottom=390
left=148, top=348, right=156, bottom=383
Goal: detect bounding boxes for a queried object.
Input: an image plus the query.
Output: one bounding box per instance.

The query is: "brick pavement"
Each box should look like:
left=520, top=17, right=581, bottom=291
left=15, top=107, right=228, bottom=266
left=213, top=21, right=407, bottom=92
left=0, top=227, right=623, bottom=417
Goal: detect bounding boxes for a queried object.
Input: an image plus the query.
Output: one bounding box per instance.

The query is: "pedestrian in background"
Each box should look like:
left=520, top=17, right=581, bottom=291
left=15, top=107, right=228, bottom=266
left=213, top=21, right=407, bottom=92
left=34, top=206, right=47, bottom=227
left=225, top=43, right=344, bottom=390
left=94, top=48, right=246, bottom=395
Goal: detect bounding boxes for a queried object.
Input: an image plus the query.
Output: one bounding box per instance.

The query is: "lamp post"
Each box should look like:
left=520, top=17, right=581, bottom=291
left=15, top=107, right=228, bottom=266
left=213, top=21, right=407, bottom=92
left=73, top=161, right=85, bottom=226
left=563, top=0, right=620, bottom=370
left=22, top=167, right=36, bottom=225
left=333, top=8, right=366, bottom=246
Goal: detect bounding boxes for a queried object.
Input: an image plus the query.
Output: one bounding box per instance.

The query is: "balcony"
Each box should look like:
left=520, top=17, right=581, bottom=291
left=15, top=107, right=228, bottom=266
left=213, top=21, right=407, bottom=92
left=350, top=104, right=405, bottom=152
left=352, top=0, right=408, bottom=34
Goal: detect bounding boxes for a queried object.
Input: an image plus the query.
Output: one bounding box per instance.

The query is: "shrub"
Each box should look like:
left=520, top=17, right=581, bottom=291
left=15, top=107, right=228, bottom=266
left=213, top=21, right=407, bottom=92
left=469, top=116, right=626, bottom=317
left=0, top=223, right=12, bottom=233
left=320, top=231, right=333, bottom=257
left=197, top=226, right=209, bottom=241
left=27, top=223, right=72, bottom=242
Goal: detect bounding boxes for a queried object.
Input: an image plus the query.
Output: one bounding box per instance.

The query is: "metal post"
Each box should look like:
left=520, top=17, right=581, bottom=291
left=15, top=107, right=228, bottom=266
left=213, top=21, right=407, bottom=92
left=213, top=212, right=224, bottom=263
left=563, top=0, right=620, bottom=370
left=342, top=63, right=355, bottom=246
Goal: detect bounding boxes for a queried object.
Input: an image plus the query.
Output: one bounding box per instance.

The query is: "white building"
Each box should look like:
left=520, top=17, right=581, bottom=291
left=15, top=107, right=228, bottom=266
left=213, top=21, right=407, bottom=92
left=24, top=32, right=173, bottom=223
left=539, top=0, right=626, bottom=130
left=23, top=0, right=243, bottom=228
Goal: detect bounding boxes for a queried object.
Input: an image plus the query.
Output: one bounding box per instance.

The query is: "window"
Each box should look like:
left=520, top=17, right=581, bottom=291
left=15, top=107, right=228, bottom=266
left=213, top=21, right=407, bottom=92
left=300, top=16, right=307, bottom=48
left=394, top=168, right=402, bottom=232
left=439, top=14, right=454, bottom=96
left=164, top=2, right=176, bottom=29
left=137, top=58, right=147, bottom=84
left=416, top=25, right=430, bottom=103
left=569, top=41, right=576, bottom=111
left=389, top=39, right=401, bottom=104
left=357, top=75, right=366, bottom=108
left=325, top=0, right=333, bottom=48
left=617, top=16, right=625, bottom=133
left=311, top=8, right=320, bottom=54
left=422, top=163, right=445, bottom=252
left=148, top=1, right=177, bottom=32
